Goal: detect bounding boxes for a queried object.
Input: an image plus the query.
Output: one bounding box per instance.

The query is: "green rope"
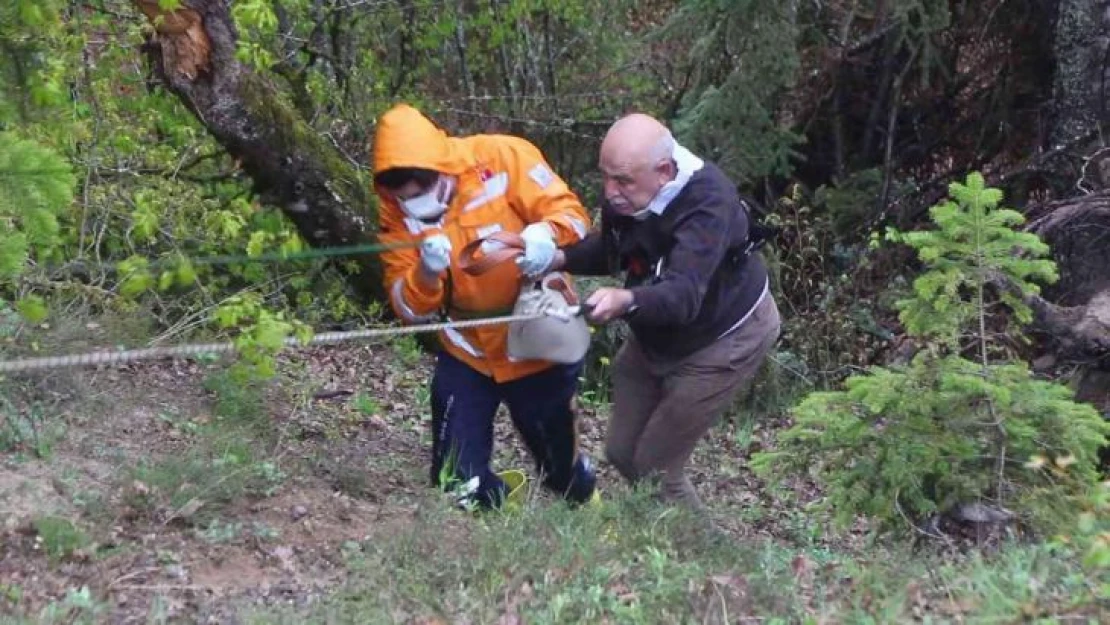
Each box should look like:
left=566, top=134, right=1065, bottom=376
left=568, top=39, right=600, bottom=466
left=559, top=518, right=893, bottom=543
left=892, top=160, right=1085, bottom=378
left=172, top=239, right=420, bottom=269
left=39, top=238, right=423, bottom=278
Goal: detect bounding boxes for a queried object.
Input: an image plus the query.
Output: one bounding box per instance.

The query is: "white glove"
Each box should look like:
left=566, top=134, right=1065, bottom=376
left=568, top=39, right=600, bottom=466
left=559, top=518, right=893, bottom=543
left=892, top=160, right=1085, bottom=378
left=420, top=234, right=452, bottom=274
left=516, top=223, right=556, bottom=277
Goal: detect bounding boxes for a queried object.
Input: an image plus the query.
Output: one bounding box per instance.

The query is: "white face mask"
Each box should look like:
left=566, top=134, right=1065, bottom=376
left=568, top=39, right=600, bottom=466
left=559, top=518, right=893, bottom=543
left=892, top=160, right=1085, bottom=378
left=400, top=176, right=453, bottom=220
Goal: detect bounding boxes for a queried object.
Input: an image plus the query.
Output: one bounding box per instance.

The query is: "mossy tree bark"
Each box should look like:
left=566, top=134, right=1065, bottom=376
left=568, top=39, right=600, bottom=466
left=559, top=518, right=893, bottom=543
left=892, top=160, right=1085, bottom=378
left=131, top=0, right=386, bottom=303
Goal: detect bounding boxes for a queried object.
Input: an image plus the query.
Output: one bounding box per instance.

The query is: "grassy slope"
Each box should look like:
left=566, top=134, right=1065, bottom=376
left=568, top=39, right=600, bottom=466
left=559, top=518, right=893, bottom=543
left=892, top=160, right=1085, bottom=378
left=0, top=316, right=1106, bottom=624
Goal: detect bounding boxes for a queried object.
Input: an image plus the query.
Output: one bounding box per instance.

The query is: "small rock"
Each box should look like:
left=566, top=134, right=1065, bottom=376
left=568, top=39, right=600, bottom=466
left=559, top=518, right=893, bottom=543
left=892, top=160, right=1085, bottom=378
left=165, top=564, right=187, bottom=580
left=291, top=505, right=309, bottom=521
left=951, top=501, right=1014, bottom=523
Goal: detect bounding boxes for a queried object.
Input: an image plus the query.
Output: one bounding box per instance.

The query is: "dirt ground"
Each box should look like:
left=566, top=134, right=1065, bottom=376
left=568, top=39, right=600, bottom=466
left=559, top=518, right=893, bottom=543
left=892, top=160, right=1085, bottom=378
left=1, top=337, right=815, bottom=623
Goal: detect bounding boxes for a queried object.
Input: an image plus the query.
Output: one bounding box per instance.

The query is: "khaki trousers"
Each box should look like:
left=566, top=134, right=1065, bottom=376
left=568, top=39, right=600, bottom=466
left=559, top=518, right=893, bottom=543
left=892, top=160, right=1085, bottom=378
left=605, top=291, right=782, bottom=511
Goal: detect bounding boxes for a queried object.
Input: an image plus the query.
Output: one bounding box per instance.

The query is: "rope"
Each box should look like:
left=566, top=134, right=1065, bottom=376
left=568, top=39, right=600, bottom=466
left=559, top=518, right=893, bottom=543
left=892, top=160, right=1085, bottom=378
left=173, top=240, right=420, bottom=268
left=0, top=312, right=544, bottom=373
left=48, top=239, right=423, bottom=278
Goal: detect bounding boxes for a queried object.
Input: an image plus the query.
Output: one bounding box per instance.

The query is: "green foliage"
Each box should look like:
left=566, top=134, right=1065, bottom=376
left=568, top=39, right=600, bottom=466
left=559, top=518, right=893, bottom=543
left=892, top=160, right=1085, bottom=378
left=0, top=132, right=75, bottom=280
left=752, top=173, right=1110, bottom=536
left=0, top=0, right=68, bottom=124
left=885, top=172, right=1058, bottom=353
left=660, top=0, right=804, bottom=184
left=759, top=353, right=1106, bottom=532
left=31, top=516, right=90, bottom=562
left=1053, top=476, right=1110, bottom=577
left=214, top=293, right=313, bottom=380
left=230, top=0, right=279, bottom=69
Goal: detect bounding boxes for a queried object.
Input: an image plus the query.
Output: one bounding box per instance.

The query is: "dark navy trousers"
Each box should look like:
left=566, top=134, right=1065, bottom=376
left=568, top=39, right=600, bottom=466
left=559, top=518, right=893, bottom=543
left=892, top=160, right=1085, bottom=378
left=428, top=351, right=596, bottom=509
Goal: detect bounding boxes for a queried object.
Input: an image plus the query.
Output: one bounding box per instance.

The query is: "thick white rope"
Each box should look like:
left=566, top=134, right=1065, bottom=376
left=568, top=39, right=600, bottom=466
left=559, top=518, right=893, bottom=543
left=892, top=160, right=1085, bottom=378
left=0, top=312, right=545, bottom=373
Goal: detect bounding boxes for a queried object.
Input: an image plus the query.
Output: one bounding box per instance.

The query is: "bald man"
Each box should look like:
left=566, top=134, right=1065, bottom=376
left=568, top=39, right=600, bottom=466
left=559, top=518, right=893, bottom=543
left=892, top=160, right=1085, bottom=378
left=548, top=113, right=781, bottom=513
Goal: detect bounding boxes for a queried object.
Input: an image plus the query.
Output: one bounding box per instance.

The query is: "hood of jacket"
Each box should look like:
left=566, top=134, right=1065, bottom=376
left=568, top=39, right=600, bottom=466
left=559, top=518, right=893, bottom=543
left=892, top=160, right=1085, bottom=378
left=372, top=104, right=474, bottom=176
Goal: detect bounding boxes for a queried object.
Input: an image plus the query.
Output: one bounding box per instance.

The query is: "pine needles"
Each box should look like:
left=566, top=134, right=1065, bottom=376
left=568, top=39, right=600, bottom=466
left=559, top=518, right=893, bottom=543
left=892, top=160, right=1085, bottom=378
left=751, top=172, right=1109, bottom=537
left=0, top=131, right=76, bottom=281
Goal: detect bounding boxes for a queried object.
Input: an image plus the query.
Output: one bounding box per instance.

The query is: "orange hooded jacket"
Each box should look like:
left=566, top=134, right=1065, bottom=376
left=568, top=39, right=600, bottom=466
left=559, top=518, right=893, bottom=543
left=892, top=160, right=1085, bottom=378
left=372, top=104, right=592, bottom=383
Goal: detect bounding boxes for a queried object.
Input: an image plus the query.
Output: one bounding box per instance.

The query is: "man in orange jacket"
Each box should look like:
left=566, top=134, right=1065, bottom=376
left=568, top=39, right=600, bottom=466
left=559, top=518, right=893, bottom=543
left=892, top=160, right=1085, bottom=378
left=371, top=103, right=597, bottom=510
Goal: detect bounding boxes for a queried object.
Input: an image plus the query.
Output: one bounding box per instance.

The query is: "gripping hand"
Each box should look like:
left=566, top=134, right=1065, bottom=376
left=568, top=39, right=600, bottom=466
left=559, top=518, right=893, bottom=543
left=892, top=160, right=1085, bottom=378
left=420, top=234, right=452, bottom=274
left=516, top=223, right=556, bottom=277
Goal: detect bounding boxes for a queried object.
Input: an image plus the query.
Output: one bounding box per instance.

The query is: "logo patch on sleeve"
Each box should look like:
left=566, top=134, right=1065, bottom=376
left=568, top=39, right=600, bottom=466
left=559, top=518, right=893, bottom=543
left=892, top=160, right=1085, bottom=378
left=528, top=163, right=555, bottom=189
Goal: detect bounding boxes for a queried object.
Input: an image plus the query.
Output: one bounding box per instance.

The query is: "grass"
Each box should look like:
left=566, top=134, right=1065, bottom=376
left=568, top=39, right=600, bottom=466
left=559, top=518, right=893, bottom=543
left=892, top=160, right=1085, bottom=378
left=124, top=367, right=288, bottom=525
left=31, top=516, right=90, bottom=562
left=238, top=481, right=1108, bottom=625
left=0, top=395, right=64, bottom=459
left=3, top=311, right=1105, bottom=623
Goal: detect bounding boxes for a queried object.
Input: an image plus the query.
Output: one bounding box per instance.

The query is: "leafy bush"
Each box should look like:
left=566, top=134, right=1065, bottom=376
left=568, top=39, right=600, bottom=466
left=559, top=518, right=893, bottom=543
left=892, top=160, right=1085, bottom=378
left=751, top=172, right=1109, bottom=536
left=0, top=132, right=75, bottom=284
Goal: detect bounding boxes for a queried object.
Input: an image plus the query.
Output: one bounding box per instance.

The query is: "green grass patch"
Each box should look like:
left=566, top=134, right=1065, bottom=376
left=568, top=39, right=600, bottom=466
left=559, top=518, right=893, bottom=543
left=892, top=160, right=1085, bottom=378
left=31, top=516, right=90, bottom=562
left=124, top=367, right=286, bottom=524
left=239, top=483, right=1107, bottom=624
left=0, top=392, right=65, bottom=460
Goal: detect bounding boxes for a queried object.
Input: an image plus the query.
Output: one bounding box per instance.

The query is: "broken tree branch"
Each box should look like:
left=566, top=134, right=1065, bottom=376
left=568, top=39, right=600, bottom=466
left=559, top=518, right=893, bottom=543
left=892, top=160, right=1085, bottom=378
left=131, top=0, right=385, bottom=303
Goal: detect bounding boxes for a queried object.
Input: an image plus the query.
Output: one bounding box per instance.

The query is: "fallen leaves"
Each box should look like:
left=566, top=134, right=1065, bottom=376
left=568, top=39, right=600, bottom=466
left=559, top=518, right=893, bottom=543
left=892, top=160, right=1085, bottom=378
left=606, top=580, right=639, bottom=605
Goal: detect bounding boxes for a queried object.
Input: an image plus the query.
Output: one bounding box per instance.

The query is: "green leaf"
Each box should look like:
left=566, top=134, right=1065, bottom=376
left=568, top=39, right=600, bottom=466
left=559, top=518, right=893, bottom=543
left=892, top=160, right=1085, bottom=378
left=158, top=270, right=175, bottom=291
left=0, top=132, right=76, bottom=280
left=0, top=231, right=29, bottom=280
left=246, top=231, right=268, bottom=257
left=176, top=261, right=197, bottom=286
left=15, top=295, right=47, bottom=323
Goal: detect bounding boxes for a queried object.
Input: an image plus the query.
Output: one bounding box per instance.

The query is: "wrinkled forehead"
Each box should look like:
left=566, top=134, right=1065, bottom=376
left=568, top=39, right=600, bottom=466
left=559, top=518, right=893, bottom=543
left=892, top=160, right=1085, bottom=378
left=599, top=146, right=652, bottom=178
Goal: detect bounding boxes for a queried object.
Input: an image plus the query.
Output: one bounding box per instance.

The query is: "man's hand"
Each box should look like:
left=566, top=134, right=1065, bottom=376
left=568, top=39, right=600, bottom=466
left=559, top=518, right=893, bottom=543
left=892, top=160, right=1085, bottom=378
left=516, top=222, right=557, bottom=277
left=420, top=234, right=452, bottom=277
left=585, top=287, right=635, bottom=323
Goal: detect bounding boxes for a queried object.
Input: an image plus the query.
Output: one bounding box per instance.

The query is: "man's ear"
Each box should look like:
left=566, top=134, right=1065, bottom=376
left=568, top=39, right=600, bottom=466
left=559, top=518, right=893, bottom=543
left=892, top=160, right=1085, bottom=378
left=655, top=158, right=677, bottom=181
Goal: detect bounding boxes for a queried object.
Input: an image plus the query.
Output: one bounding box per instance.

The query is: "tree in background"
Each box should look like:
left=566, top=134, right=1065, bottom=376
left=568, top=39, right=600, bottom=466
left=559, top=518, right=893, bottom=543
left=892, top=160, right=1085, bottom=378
left=0, top=0, right=1105, bottom=415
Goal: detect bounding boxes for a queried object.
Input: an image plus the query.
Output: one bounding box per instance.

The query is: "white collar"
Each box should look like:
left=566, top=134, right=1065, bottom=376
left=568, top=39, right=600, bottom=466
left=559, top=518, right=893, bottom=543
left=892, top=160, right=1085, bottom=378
left=641, top=143, right=704, bottom=217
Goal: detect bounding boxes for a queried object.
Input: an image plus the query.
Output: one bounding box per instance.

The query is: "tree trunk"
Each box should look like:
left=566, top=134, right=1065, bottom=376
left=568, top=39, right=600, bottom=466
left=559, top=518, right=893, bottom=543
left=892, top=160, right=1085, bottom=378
left=132, top=0, right=385, bottom=303
left=1049, top=0, right=1110, bottom=148
left=1024, top=192, right=1110, bottom=422
left=1025, top=191, right=1110, bottom=360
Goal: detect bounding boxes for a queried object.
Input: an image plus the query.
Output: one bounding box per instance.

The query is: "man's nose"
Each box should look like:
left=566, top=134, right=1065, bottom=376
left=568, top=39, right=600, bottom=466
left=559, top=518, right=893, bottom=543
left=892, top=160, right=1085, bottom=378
left=603, top=179, right=620, bottom=200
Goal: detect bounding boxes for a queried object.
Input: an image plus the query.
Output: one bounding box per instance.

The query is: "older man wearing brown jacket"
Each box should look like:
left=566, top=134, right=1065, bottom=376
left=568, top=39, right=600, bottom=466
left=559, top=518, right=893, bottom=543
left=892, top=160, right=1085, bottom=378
left=549, top=113, right=781, bottom=513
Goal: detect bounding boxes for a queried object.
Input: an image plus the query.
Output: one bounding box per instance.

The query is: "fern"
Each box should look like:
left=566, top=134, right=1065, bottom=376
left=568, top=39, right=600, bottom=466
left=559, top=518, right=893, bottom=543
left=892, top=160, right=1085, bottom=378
left=0, top=131, right=75, bottom=281
left=752, top=172, right=1110, bottom=536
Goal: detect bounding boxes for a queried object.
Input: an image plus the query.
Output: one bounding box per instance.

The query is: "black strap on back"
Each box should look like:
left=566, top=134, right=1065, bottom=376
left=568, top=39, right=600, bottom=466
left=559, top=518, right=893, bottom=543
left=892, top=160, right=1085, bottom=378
left=739, top=194, right=779, bottom=256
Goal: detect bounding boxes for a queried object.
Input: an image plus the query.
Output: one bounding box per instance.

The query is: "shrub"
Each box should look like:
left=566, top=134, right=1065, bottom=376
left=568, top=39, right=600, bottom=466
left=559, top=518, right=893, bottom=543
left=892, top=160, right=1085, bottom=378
left=751, top=172, right=1109, bottom=536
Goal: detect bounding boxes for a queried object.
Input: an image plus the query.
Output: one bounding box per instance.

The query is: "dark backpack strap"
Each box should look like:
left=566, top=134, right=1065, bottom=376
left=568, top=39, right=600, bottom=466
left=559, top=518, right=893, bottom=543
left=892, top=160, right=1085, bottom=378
left=739, top=194, right=779, bottom=255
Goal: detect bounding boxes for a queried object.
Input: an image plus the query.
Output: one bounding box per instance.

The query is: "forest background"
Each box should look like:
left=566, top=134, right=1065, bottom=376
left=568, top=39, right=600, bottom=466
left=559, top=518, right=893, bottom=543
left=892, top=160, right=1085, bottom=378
left=1, top=1, right=1109, bottom=622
